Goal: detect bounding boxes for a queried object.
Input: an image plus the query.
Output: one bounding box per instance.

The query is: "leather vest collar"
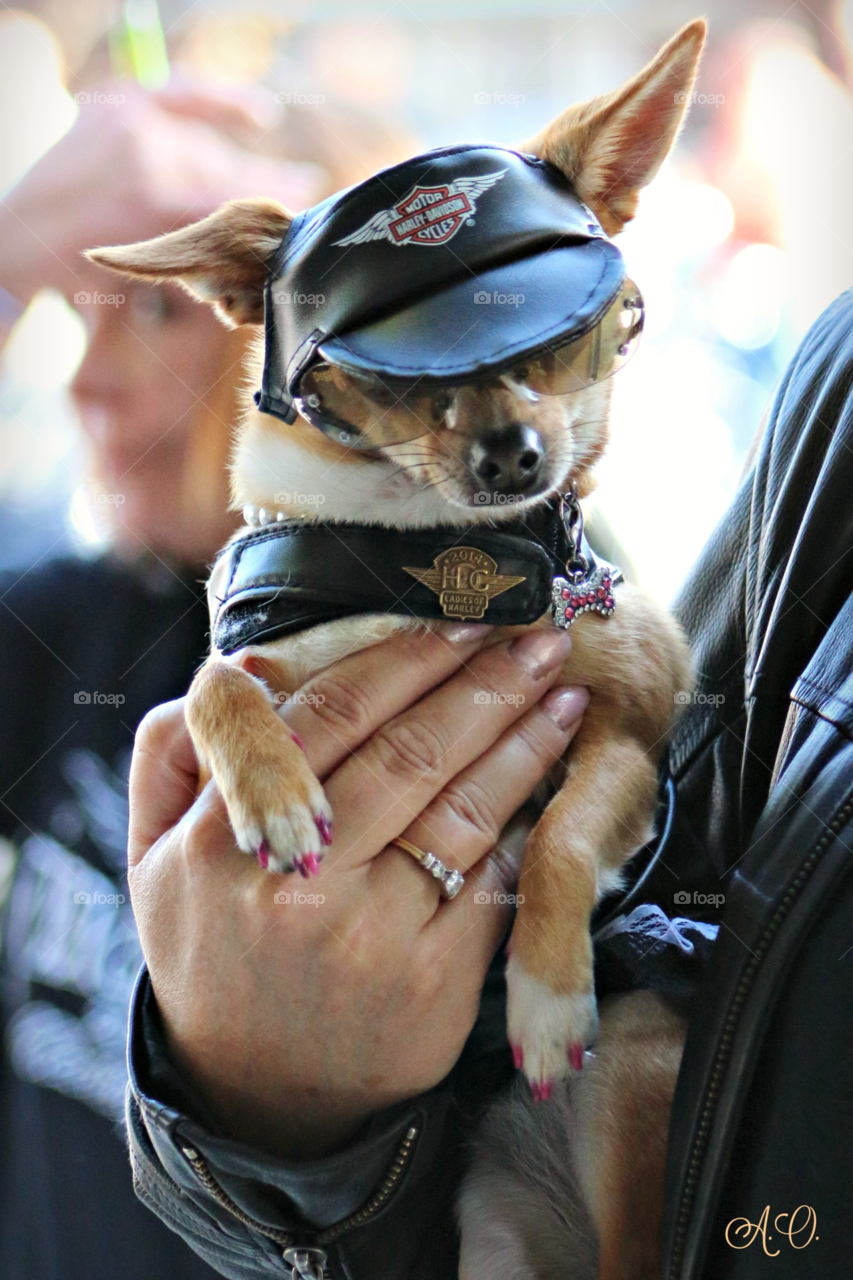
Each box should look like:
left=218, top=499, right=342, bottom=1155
left=208, top=498, right=622, bottom=655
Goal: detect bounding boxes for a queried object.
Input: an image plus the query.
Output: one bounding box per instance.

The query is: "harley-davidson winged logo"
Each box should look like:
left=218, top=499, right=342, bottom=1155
left=403, top=546, right=525, bottom=620
left=333, top=170, right=507, bottom=248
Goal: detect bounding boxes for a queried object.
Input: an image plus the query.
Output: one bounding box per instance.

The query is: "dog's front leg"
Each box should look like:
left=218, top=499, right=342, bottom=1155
left=185, top=658, right=332, bottom=874
left=506, top=706, right=658, bottom=1090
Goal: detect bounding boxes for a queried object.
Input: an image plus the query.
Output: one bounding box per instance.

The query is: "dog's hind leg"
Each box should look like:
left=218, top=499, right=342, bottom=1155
left=573, top=991, right=686, bottom=1280
left=458, top=1080, right=598, bottom=1280
left=458, top=992, right=684, bottom=1280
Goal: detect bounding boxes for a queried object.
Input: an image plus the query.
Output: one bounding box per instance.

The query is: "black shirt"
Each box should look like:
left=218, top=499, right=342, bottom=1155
left=0, top=551, right=220, bottom=1280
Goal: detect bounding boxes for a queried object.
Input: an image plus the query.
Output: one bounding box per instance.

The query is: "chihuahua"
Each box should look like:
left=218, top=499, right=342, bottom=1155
left=92, top=19, right=704, bottom=1279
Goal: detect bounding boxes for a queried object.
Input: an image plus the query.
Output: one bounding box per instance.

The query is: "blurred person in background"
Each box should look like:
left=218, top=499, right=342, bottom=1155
left=0, top=75, right=414, bottom=1280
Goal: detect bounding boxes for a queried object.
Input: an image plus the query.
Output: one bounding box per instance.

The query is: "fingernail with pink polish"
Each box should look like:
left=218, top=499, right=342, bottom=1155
left=542, top=685, right=589, bottom=730
left=315, top=815, right=332, bottom=847
left=509, top=627, right=572, bottom=677
left=444, top=622, right=493, bottom=643
left=291, top=732, right=306, bottom=752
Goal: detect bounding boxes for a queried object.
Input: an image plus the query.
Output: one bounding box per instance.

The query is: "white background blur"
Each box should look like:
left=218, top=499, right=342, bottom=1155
left=2, top=0, right=853, bottom=601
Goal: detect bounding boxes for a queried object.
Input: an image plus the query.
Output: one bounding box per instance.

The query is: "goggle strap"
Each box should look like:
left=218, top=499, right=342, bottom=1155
left=253, top=389, right=297, bottom=425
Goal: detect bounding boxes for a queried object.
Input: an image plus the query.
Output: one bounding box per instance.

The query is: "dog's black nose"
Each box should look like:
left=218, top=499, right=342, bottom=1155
left=468, top=424, right=545, bottom=497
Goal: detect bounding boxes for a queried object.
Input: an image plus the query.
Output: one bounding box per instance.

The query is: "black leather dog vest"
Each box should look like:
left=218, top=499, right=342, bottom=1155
left=208, top=501, right=621, bottom=655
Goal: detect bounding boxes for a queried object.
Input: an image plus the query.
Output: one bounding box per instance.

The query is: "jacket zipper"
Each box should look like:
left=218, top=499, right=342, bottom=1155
left=667, top=792, right=853, bottom=1278
left=179, top=1124, right=418, bottom=1273
left=312, top=1124, right=418, bottom=1245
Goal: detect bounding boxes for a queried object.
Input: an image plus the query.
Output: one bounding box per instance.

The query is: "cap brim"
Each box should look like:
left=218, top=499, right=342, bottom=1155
left=318, top=239, right=625, bottom=383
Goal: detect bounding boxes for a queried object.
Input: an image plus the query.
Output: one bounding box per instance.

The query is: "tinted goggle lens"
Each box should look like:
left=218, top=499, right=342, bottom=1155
left=295, top=363, right=453, bottom=449
left=507, top=279, right=643, bottom=395
left=293, top=279, right=643, bottom=449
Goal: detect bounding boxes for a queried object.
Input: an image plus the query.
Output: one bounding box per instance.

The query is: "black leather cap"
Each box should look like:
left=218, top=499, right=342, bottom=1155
left=255, top=143, right=626, bottom=423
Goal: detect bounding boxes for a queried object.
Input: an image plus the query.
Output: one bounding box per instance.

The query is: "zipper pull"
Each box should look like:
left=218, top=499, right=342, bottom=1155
left=282, top=1246, right=327, bottom=1279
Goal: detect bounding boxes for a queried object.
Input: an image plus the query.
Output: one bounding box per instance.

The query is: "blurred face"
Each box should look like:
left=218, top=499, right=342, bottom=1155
left=70, top=268, right=246, bottom=566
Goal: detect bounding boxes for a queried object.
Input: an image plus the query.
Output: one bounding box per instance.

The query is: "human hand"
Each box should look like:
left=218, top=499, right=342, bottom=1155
left=0, top=84, right=318, bottom=307
left=128, top=625, right=587, bottom=1160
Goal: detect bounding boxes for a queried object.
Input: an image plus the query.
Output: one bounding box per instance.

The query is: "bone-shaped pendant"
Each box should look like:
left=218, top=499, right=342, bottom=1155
left=552, top=561, right=618, bottom=629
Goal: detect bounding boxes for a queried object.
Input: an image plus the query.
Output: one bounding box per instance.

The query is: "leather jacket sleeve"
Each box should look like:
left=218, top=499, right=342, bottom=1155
left=657, top=288, right=853, bottom=1278
left=126, top=959, right=513, bottom=1280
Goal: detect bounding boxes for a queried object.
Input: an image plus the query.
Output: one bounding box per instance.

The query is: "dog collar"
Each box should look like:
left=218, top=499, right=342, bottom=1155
left=208, top=493, right=622, bottom=654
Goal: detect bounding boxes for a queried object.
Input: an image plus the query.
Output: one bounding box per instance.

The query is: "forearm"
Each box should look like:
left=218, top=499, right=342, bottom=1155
left=0, top=282, right=25, bottom=357
left=0, top=197, right=78, bottom=306
left=0, top=194, right=41, bottom=352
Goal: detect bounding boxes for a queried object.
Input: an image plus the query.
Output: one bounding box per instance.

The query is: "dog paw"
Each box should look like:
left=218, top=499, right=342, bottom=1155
left=505, top=956, right=598, bottom=1095
left=223, top=750, right=333, bottom=877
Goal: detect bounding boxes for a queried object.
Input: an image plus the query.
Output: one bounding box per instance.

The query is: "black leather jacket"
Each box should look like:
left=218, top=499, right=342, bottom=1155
left=127, top=290, right=853, bottom=1279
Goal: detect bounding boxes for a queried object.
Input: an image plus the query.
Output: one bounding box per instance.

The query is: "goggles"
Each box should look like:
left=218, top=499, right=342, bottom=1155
left=291, top=278, right=644, bottom=450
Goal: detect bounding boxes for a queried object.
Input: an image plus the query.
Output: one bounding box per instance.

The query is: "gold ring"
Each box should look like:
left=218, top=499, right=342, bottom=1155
left=390, top=837, right=465, bottom=899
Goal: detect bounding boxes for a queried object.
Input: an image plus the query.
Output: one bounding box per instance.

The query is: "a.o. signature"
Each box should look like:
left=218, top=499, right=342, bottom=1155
left=726, top=1205, right=818, bottom=1255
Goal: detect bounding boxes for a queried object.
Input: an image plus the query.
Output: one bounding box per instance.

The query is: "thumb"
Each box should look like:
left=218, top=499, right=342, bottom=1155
left=128, top=698, right=200, bottom=869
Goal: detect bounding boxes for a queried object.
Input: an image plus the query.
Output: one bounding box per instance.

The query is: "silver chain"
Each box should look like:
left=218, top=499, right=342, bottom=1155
left=559, top=485, right=590, bottom=582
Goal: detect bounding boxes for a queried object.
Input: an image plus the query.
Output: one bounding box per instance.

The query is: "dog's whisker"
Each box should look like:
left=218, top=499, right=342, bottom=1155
left=413, top=474, right=453, bottom=495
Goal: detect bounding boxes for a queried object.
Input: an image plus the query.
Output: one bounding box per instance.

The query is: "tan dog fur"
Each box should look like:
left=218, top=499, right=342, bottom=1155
left=90, top=19, right=705, bottom=1277
left=458, top=991, right=687, bottom=1280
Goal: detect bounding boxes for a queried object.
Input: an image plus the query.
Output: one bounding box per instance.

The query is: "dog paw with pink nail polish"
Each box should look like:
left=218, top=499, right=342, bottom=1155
left=530, top=1079, right=552, bottom=1104
left=568, top=1043, right=584, bottom=1072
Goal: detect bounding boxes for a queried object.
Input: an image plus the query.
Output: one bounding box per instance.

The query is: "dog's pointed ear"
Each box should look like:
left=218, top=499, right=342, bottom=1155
left=522, top=18, right=707, bottom=235
left=86, top=198, right=293, bottom=327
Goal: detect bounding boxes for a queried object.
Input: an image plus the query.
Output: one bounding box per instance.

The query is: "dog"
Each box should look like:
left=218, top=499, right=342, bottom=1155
left=91, top=18, right=704, bottom=1278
